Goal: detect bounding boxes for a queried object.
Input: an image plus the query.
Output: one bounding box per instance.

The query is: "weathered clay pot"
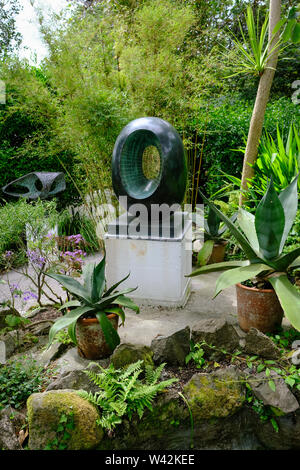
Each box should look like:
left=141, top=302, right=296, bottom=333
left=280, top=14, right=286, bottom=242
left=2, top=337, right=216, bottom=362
left=208, top=240, right=228, bottom=264
left=76, top=314, right=119, bottom=359
left=236, top=283, right=283, bottom=333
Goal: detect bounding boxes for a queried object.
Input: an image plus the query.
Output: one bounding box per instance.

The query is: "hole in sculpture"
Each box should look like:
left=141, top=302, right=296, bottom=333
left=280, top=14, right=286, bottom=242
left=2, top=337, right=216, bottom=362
left=142, top=146, right=161, bottom=180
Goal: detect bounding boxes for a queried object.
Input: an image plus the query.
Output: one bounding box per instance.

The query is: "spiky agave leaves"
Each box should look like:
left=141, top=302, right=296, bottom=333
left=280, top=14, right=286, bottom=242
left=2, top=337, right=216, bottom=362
left=188, top=175, right=300, bottom=330
left=47, top=256, right=139, bottom=351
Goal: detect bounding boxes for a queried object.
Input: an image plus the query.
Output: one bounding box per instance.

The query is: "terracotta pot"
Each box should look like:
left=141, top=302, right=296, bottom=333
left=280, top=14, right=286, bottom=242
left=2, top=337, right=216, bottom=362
left=76, top=313, right=119, bottom=359
left=236, top=283, right=283, bottom=333
left=208, top=240, right=228, bottom=264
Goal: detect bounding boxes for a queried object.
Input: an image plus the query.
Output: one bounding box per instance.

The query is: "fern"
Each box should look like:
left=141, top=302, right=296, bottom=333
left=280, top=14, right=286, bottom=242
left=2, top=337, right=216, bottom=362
left=77, top=360, right=177, bottom=431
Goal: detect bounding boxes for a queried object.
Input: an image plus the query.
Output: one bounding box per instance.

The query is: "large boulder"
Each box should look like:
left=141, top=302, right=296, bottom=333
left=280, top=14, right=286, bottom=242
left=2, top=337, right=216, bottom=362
left=27, top=390, right=103, bottom=450
left=151, top=327, right=190, bottom=366
left=191, top=318, right=240, bottom=358
left=111, top=343, right=154, bottom=369
left=242, top=328, right=281, bottom=359
left=46, top=366, right=101, bottom=394
left=183, top=366, right=245, bottom=420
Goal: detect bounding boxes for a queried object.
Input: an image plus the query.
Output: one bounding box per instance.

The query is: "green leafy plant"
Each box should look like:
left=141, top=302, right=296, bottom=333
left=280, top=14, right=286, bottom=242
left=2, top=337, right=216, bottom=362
left=225, top=6, right=285, bottom=78
left=0, top=357, right=46, bottom=410
left=44, top=412, right=75, bottom=450
left=193, top=206, right=237, bottom=266
left=47, top=256, right=140, bottom=352
left=77, top=360, right=177, bottom=431
left=185, top=342, right=207, bottom=369
left=189, top=175, right=300, bottom=331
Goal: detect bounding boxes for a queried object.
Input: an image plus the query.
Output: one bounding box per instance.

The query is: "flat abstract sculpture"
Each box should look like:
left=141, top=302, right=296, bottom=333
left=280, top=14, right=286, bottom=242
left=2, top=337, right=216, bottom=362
left=112, top=117, right=187, bottom=210
left=2, top=172, right=66, bottom=200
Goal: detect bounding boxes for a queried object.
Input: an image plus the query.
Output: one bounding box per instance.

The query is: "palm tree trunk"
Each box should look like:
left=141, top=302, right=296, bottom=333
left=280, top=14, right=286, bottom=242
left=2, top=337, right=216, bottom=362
left=239, top=0, right=281, bottom=205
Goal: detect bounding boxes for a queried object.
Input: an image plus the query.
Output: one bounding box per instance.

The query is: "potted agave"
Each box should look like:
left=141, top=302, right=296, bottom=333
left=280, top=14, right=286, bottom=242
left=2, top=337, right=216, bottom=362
left=47, top=257, right=139, bottom=359
left=188, top=176, right=300, bottom=333
left=193, top=206, right=237, bottom=266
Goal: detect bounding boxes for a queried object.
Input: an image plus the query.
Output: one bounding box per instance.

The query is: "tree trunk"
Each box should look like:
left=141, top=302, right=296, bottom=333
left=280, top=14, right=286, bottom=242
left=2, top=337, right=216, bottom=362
left=239, top=0, right=281, bottom=205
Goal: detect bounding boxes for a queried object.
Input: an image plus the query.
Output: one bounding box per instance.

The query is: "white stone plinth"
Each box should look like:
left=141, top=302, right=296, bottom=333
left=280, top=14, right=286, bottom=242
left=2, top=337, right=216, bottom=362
left=105, top=214, right=192, bottom=307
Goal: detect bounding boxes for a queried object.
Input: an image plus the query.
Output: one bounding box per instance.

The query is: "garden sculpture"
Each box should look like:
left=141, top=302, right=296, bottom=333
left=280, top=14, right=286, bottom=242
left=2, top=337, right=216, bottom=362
left=2, top=171, right=66, bottom=200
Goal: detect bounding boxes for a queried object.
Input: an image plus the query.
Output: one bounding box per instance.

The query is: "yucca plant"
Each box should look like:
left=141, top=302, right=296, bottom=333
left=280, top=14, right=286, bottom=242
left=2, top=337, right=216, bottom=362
left=250, top=124, right=300, bottom=194
left=225, top=6, right=285, bottom=78
left=188, top=175, right=300, bottom=331
left=47, top=256, right=139, bottom=352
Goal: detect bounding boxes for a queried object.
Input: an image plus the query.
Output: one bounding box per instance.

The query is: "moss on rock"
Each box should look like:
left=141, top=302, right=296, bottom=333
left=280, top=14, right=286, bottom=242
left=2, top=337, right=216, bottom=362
left=183, top=367, right=245, bottom=420
left=27, top=389, right=103, bottom=450
left=111, top=343, right=154, bottom=369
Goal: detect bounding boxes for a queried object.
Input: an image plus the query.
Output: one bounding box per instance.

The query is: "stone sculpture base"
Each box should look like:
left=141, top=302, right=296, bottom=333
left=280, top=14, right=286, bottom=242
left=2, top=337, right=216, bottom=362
left=105, top=213, right=192, bottom=307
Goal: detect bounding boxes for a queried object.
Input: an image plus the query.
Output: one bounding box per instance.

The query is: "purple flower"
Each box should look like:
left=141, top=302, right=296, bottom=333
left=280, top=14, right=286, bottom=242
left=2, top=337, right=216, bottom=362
left=27, top=250, right=46, bottom=268
left=23, top=291, right=38, bottom=302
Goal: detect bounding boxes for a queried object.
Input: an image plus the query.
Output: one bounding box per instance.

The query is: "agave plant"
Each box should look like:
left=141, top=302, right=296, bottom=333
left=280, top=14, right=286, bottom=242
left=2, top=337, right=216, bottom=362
left=193, top=206, right=236, bottom=266
left=188, top=175, right=300, bottom=331
left=47, top=257, right=139, bottom=351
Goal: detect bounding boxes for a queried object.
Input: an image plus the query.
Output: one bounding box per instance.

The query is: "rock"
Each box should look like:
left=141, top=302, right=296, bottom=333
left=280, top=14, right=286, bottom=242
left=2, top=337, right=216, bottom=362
left=243, top=328, right=281, bottom=359
left=27, top=321, right=53, bottom=336
left=39, top=342, right=68, bottom=366
left=27, top=390, right=103, bottom=450
left=54, top=347, right=109, bottom=374
left=183, top=366, right=245, bottom=419
left=151, top=327, right=190, bottom=366
left=0, top=332, right=17, bottom=360
left=46, top=365, right=101, bottom=394
left=111, top=343, right=154, bottom=369
left=250, top=371, right=299, bottom=414
left=0, top=406, right=26, bottom=450
left=252, top=409, right=300, bottom=450
left=191, top=318, right=240, bottom=358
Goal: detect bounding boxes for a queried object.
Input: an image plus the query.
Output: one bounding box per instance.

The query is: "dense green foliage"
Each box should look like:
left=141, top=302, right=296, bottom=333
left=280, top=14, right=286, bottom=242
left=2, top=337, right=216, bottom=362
left=0, top=0, right=22, bottom=58
left=0, top=357, right=46, bottom=409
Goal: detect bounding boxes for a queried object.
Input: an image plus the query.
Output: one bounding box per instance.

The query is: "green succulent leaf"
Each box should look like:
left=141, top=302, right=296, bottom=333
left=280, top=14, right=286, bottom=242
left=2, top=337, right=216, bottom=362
left=278, top=174, right=299, bottom=252
left=237, top=209, right=260, bottom=253
left=273, top=247, right=300, bottom=272
left=113, top=294, right=140, bottom=313
left=198, top=190, right=258, bottom=260
left=103, top=272, right=131, bottom=298
left=207, top=207, right=221, bottom=237
left=105, top=306, right=126, bottom=326
left=58, top=300, right=81, bottom=311
left=95, top=288, right=137, bottom=310
left=269, top=275, right=300, bottom=331
left=188, top=260, right=250, bottom=277
left=255, top=179, right=285, bottom=259
left=46, top=272, right=92, bottom=304
left=214, top=263, right=272, bottom=297
left=96, top=311, right=120, bottom=352
left=68, top=321, right=77, bottom=345
left=197, top=240, right=214, bottom=266
left=48, top=306, right=94, bottom=344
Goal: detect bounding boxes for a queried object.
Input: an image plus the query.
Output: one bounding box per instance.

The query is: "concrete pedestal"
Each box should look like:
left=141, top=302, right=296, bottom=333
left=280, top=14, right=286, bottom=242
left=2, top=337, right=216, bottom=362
left=105, top=213, right=192, bottom=307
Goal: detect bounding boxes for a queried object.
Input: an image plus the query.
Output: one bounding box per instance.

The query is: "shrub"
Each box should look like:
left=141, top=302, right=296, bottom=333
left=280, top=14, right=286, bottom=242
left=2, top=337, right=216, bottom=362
left=0, top=357, right=46, bottom=410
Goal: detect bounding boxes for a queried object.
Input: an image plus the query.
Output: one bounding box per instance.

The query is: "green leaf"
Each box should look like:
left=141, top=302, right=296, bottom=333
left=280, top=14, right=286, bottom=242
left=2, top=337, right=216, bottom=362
left=188, top=260, right=250, bottom=277
left=46, top=272, right=92, bottom=304
left=95, top=288, right=137, bottom=311
left=237, top=209, right=260, bottom=253
left=68, top=321, right=77, bottom=345
left=269, top=275, right=300, bottom=331
left=96, top=311, right=120, bottom=352
left=207, top=207, right=221, bottom=237
left=103, top=272, right=130, bottom=298
left=113, top=294, right=140, bottom=313
left=197, top=240, right=214, bottom=266
left=48, top=306, right=94, bottom=344
left=257, top=363, right=265, bottom=373
left=214, top=263, right=271, bottom=297
left=198, top=190, right=258, bottom=260
left=268, top=380, right=276, bottom=392
left=278, top=174, right=299, bottom=251
left=59, top=300, right=81, bottom=310
left=255, top=179, right=285, bottom=259
left=273, top=247, right=300, bottom=272
left=291, top=22, right=300, bottom=43
left=105, top=306, right=126, bottom=326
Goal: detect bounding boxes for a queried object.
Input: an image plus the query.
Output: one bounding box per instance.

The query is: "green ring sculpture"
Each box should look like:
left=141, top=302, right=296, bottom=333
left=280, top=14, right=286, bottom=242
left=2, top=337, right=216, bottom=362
left=112, top=117, right=187, bottom=211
